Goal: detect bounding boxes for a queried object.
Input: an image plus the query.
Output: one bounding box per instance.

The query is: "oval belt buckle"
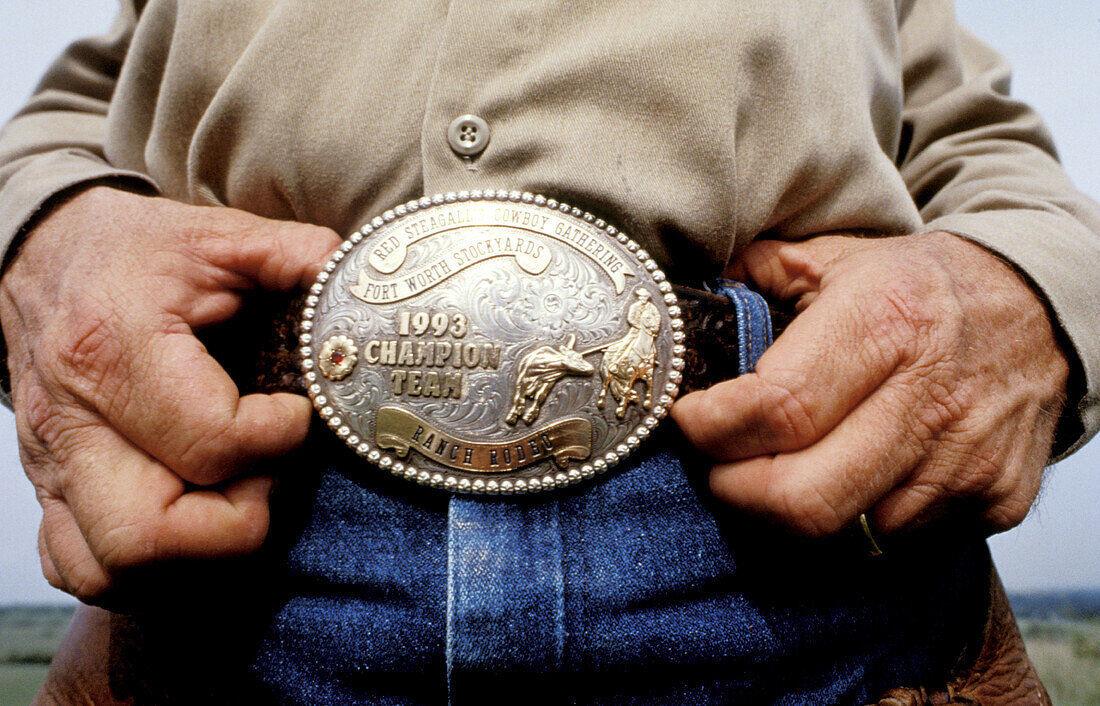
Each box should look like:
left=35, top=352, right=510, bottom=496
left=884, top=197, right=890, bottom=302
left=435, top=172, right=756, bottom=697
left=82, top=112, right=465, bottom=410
left=300, top=190, right=685, bottom=494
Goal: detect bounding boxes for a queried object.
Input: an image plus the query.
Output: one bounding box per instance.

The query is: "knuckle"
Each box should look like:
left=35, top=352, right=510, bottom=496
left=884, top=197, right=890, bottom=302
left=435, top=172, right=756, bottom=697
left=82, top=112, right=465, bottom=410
left=64, top=560, right=112, bottom=601
left=14, top=378, right=100, bottom=471
left=172, top=419, right=241, bottom=484
left=927, top=440, right=1003, bottom=499
left=896, top=361, right=968, bottom=443
left=886, top=261, right=964, bottom=340
left=881, top=483, right=940, bottom=531
left=757, top=376, right=821, bottom=447
left=921, top=361, right=967, bottom=424
left=983, top=496, right=1032, bottom=533
left=678, top=388, right=739, bottom=453
left=96, top=519, right=157, bottom=572
left=233, top=507, right=270, bottom=553
left=296, top=224, right=343, bottom=259
left=187, top=205, right=249, bottom=243
left=14, top=376, right=58, bottom=446
left=258, top=233, right=299, bottom=285
left=261, top=220, right=339, bottom=287
left=38, top=553, right=68, bottom=595
left=686, top=389, right=735, bottom=448
left=857, top=271, right=961, bottom=365
left=45, top=308, right=128, bottom=400
left=868, top=281, right=929, bottom=345
left=182, top=208, right=255, bottom=266
left=185, top=209, right=330, bottom=287
left=43, top=571, right=68, bottom=593
left=772, top=479, right=846, bottom=536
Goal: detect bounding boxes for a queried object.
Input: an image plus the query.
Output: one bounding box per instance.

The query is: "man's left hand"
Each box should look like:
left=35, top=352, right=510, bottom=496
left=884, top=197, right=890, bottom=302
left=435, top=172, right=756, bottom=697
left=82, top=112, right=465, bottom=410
left=672, top=231, right=1069, bottom=538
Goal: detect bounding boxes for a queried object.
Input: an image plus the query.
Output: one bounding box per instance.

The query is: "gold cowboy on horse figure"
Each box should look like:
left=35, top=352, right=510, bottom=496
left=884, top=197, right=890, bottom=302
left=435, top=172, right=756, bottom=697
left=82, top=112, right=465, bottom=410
left=597, top=288, right=661, bottom=418
left=503, top=288, right=661, bottom=426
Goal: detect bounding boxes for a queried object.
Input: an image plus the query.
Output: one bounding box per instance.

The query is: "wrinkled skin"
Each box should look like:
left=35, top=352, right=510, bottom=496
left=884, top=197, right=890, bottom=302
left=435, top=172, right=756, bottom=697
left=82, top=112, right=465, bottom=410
left=673, top=232, right=1069, bottom=539
left=0, top=186, right=340, bottom=603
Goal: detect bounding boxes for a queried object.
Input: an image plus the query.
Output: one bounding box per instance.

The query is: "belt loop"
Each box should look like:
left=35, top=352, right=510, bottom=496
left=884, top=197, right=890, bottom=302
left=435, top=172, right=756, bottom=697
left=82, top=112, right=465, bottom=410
left=446, top=497, right=565, bottom=703
left=711, top=278, right=773, bottom=373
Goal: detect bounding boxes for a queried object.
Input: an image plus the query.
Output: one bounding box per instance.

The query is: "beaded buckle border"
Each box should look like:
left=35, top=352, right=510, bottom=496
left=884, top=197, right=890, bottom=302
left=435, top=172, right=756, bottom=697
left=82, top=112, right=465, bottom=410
left=300, top=190, right=685, bottom=494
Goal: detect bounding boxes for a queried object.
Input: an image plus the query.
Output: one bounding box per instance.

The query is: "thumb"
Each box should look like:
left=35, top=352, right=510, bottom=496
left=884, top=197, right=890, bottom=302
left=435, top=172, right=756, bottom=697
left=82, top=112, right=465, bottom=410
left=188, top=208, right=344, bottom=292
left=724, top=236, right=865, bottom=307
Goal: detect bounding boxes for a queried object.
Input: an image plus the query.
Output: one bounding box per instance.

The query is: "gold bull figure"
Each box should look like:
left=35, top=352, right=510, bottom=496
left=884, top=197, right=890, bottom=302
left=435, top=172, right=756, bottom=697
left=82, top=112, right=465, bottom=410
left=505, top=334, right=595, bottom=425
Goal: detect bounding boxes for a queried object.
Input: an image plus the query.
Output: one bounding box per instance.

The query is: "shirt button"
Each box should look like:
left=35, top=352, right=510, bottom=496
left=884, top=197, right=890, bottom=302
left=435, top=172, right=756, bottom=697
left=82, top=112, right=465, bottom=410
left=447, top=114, right=491, bottom=157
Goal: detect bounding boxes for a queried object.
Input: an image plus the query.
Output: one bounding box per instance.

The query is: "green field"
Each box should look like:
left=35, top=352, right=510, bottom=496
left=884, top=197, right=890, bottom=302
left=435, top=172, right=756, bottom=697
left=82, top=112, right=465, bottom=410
left=0, top=605, right=71, bottom=705
left=1019, top=618, right=1100, bottom=706
left=0, top=664, right=50, bottom=706
left=1, top=603, right=1099, bottom=704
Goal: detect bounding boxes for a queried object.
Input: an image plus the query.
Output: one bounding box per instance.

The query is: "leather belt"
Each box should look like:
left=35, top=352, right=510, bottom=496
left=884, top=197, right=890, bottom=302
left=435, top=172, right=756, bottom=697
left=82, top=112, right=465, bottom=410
left=205, top=283, right=785, bottom=398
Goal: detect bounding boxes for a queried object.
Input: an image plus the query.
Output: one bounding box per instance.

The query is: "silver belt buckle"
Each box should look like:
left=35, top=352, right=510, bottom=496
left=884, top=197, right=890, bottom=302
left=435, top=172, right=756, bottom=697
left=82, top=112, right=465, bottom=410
left=300, top=191, right=685, bottom=494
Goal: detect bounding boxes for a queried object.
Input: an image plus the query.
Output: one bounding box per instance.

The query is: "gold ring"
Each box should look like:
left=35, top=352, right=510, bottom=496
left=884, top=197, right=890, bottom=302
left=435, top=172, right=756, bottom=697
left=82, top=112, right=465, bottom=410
left=860, top=512, right=884, bottom=558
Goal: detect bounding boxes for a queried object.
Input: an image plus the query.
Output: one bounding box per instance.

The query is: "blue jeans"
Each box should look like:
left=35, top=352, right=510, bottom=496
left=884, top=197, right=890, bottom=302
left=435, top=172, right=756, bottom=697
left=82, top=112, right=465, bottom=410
left=245, top=283, right=990, bottom=705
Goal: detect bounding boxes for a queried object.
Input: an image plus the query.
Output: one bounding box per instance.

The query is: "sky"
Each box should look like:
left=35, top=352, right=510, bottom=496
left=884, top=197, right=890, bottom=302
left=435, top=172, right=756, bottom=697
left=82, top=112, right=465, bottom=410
left=0, top=1, right=1098, bottom=603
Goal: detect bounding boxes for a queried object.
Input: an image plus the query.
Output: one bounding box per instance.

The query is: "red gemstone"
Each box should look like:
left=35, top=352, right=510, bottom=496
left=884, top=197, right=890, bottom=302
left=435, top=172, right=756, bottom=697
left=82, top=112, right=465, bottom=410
left=330, top=350, right=345, bottom=364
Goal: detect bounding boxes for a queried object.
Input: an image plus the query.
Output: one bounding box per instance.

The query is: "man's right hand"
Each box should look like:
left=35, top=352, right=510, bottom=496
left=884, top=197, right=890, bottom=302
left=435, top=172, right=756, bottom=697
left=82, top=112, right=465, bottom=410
left=0, top=186, right=341, bottom=603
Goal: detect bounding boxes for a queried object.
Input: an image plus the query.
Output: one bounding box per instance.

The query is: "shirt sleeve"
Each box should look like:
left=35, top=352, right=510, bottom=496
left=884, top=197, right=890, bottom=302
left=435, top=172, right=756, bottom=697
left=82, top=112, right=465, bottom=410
left=895, top=0, right=1100, bottom=459
left=0, top=3, right=158, bottom=408
left=0, top=2, right=158, bottom=262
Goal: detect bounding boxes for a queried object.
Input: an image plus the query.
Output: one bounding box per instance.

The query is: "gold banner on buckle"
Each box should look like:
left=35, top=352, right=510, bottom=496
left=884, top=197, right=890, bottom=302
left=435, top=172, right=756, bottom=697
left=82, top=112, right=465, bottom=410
left=375, top=405, right=592, bottom=473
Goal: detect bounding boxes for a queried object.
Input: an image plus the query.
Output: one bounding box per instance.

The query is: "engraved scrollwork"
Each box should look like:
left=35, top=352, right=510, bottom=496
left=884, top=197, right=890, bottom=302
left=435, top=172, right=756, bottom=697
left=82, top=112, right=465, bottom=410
left=418, top=374, right=508, bottom=435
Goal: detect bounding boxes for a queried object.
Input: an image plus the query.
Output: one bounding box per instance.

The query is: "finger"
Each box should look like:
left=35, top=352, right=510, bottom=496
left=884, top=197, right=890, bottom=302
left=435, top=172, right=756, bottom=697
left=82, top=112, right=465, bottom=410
left=31, top=407, right=276, bottom=600
left=39, top=494, right=112, bottom=598
left=161, top=475, right=275, bottom=556
left=45, top=304, right=312, bottom=485
left=182, top=209, right=342, bottom=293
left=37, top=521, right=69, bottom=594
left=871, top=405, right=1049, bottom=535
left=59, top=422, right=274, bottom=572
left=672, top=280, right=912, bottom=461
left=723, top=236, right=865, bottom=306
left=708, top=367, right=942, bottom=536
left=15, top=380, right=110, bottom=598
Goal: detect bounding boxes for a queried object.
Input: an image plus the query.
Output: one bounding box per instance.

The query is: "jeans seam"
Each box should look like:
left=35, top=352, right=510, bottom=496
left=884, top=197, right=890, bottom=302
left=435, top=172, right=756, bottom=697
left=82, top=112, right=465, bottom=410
left=445, top=496, right=456, bottom=706
left=553, top=502, right=565, bottom=672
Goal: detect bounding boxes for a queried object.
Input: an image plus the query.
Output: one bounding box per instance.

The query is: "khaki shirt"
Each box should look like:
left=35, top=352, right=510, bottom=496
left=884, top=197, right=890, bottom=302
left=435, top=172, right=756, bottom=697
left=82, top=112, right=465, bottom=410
left=2, top=0, right=1099, bottom=453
